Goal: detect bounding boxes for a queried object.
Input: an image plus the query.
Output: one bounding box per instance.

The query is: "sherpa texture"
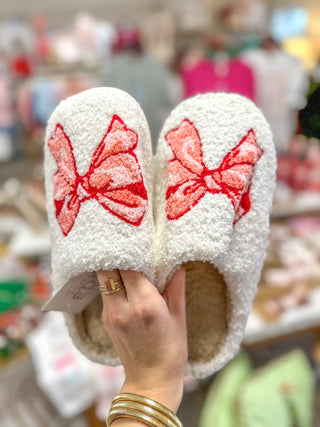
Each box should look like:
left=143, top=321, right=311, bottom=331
left=154, top=92, right=277, bottom=378
left=44, top=87, right=155, bottom=365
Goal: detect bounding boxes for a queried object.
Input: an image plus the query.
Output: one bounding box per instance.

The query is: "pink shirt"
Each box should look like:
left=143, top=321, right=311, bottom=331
left=181, top=58, right=255, bottom=101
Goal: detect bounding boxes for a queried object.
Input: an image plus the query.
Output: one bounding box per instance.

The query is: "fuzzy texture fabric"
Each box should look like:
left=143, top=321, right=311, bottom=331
left=154, top=92, right=276, bottom=378
left=44, top=87, right=155, bottom=365
left=45, top=89, right=276, bottom=378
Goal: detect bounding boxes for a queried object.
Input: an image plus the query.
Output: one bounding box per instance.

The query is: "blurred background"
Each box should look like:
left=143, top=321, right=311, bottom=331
left=1, top=0, right=320, bottom=426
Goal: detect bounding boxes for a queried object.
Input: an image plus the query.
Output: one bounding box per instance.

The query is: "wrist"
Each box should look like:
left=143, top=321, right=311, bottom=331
left=108, top=392, right=183, bottom=427
left=120, top=379, right=184, bottom=414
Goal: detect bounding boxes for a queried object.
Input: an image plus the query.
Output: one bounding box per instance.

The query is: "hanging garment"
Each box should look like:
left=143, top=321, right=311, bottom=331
left=100, top=52, right=176, bottom=152
left=32, top=79, right=60, bottom=126
left=181, top=57, right=255, bottom=101
left=241, top=48, right=309, bottom=153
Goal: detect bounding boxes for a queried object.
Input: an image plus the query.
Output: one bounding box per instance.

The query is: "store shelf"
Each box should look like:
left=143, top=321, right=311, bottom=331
left=272, top=191, right=320, bottom=219
left=272, top=203, right=320, bottom=219
left=244, top=287, right=320, bottom=345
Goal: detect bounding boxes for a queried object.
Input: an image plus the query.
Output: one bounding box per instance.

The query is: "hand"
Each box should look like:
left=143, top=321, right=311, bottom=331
left=97, top=268, right=187, bottom=414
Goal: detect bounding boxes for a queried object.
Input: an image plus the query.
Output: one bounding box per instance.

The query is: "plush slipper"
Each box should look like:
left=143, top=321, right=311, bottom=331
left=199, top=352, right=253, bottom=427
left=154, top=92, right=277, bottom=378
left=237, top=350, right=315, bottom=427
left=43, top=87, right=155, bottom=365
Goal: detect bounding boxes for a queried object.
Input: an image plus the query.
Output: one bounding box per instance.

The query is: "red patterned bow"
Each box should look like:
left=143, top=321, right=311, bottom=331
left=48, top=115, right=148, bottom=236
left=165, top=119, right=263, bottom=223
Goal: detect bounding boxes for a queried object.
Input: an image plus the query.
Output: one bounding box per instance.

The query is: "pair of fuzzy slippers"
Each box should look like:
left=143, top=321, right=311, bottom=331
left=43, top=87, right=276, bottom=378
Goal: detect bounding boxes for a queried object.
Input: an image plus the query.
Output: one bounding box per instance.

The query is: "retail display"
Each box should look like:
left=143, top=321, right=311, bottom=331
left=277, top=135, right=320, bottom=193
left=200, top=350, right=315, bottom=427
left=154, top=92, right=276, bottom=378
left=0, top=174, right=50, bottom=364
left=252, top=213, right=320, bottom=322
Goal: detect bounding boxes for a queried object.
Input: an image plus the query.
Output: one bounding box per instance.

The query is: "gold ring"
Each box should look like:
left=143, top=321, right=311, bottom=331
left=99, top=278, right=125, bottom=295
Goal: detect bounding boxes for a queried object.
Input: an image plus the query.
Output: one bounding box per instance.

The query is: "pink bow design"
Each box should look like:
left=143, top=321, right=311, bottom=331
left=48, top=115, right=148, bottom=236
left=165, top=119, right=263, bottom=223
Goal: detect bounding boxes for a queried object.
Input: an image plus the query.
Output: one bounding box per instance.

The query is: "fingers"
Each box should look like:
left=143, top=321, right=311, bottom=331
left=97, top=269, right=127, bottom=307
left=96, top=269, right=156, bottom=311
left=119, top=270, right=157, bottom=302
left=97, top=268, right=186, bottom=324
left=164, top=268, right=186, bottom=316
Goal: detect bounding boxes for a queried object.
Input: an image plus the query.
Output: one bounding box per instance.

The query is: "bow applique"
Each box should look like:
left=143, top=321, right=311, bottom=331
left=48, top=114, right=148, bottom=236
left=165, top=119, right=263, bottom=223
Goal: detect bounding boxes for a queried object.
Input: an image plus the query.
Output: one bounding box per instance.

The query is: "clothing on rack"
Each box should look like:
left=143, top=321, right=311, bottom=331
left=181, top=55, right=255, bottom=101
left=16, top=75, right=95, bottom=134
left=241, top=47, right=308, bottom=153
left=100, top=51, right=176, bottom=152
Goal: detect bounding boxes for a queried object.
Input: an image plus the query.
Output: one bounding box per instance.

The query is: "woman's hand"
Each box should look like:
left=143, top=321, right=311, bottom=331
left=97, top=268, right=187, bottom=414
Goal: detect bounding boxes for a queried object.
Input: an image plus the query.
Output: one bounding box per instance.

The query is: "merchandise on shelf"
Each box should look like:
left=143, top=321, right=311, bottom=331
left=252, top=214, right=320, bottom=322
left=277, top=135, right=320, bottom=192
left=200, top=350, right=315, bottom=427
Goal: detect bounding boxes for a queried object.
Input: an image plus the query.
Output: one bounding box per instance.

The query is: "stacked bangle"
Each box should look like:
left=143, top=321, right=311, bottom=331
left=106, top=393, right=183, bottom=427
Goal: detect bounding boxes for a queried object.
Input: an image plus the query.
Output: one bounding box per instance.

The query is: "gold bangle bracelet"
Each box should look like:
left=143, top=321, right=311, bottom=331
left=111, top=401, right=178, bottom=427
left=112, top=393, right=182, bottom=427
left=107, top=406, right=166, bottom=427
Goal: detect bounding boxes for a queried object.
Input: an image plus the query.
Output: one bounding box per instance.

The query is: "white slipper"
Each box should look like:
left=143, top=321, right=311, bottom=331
left=154, top=92, right=277, bottom=378
left=44, top=87, right=155, bottom=365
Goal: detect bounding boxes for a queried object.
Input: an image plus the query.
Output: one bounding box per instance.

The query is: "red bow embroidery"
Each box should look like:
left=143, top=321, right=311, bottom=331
left=48, top=115, right=148, bottom=236
left=165, top=119, right=263, bottom=223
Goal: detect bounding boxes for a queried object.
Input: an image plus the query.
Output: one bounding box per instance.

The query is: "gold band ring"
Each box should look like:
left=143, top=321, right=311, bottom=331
left=99, top=278, right=125, bottom=295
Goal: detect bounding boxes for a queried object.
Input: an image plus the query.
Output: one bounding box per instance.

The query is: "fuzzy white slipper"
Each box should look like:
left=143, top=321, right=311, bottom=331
left=43, top=87, right=155, bottom=365
left=154, top=92, right=277, bottom=378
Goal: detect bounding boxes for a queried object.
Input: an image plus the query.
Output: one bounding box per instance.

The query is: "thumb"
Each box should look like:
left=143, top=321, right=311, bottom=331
left=163, top=267, right=186, bottom=316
